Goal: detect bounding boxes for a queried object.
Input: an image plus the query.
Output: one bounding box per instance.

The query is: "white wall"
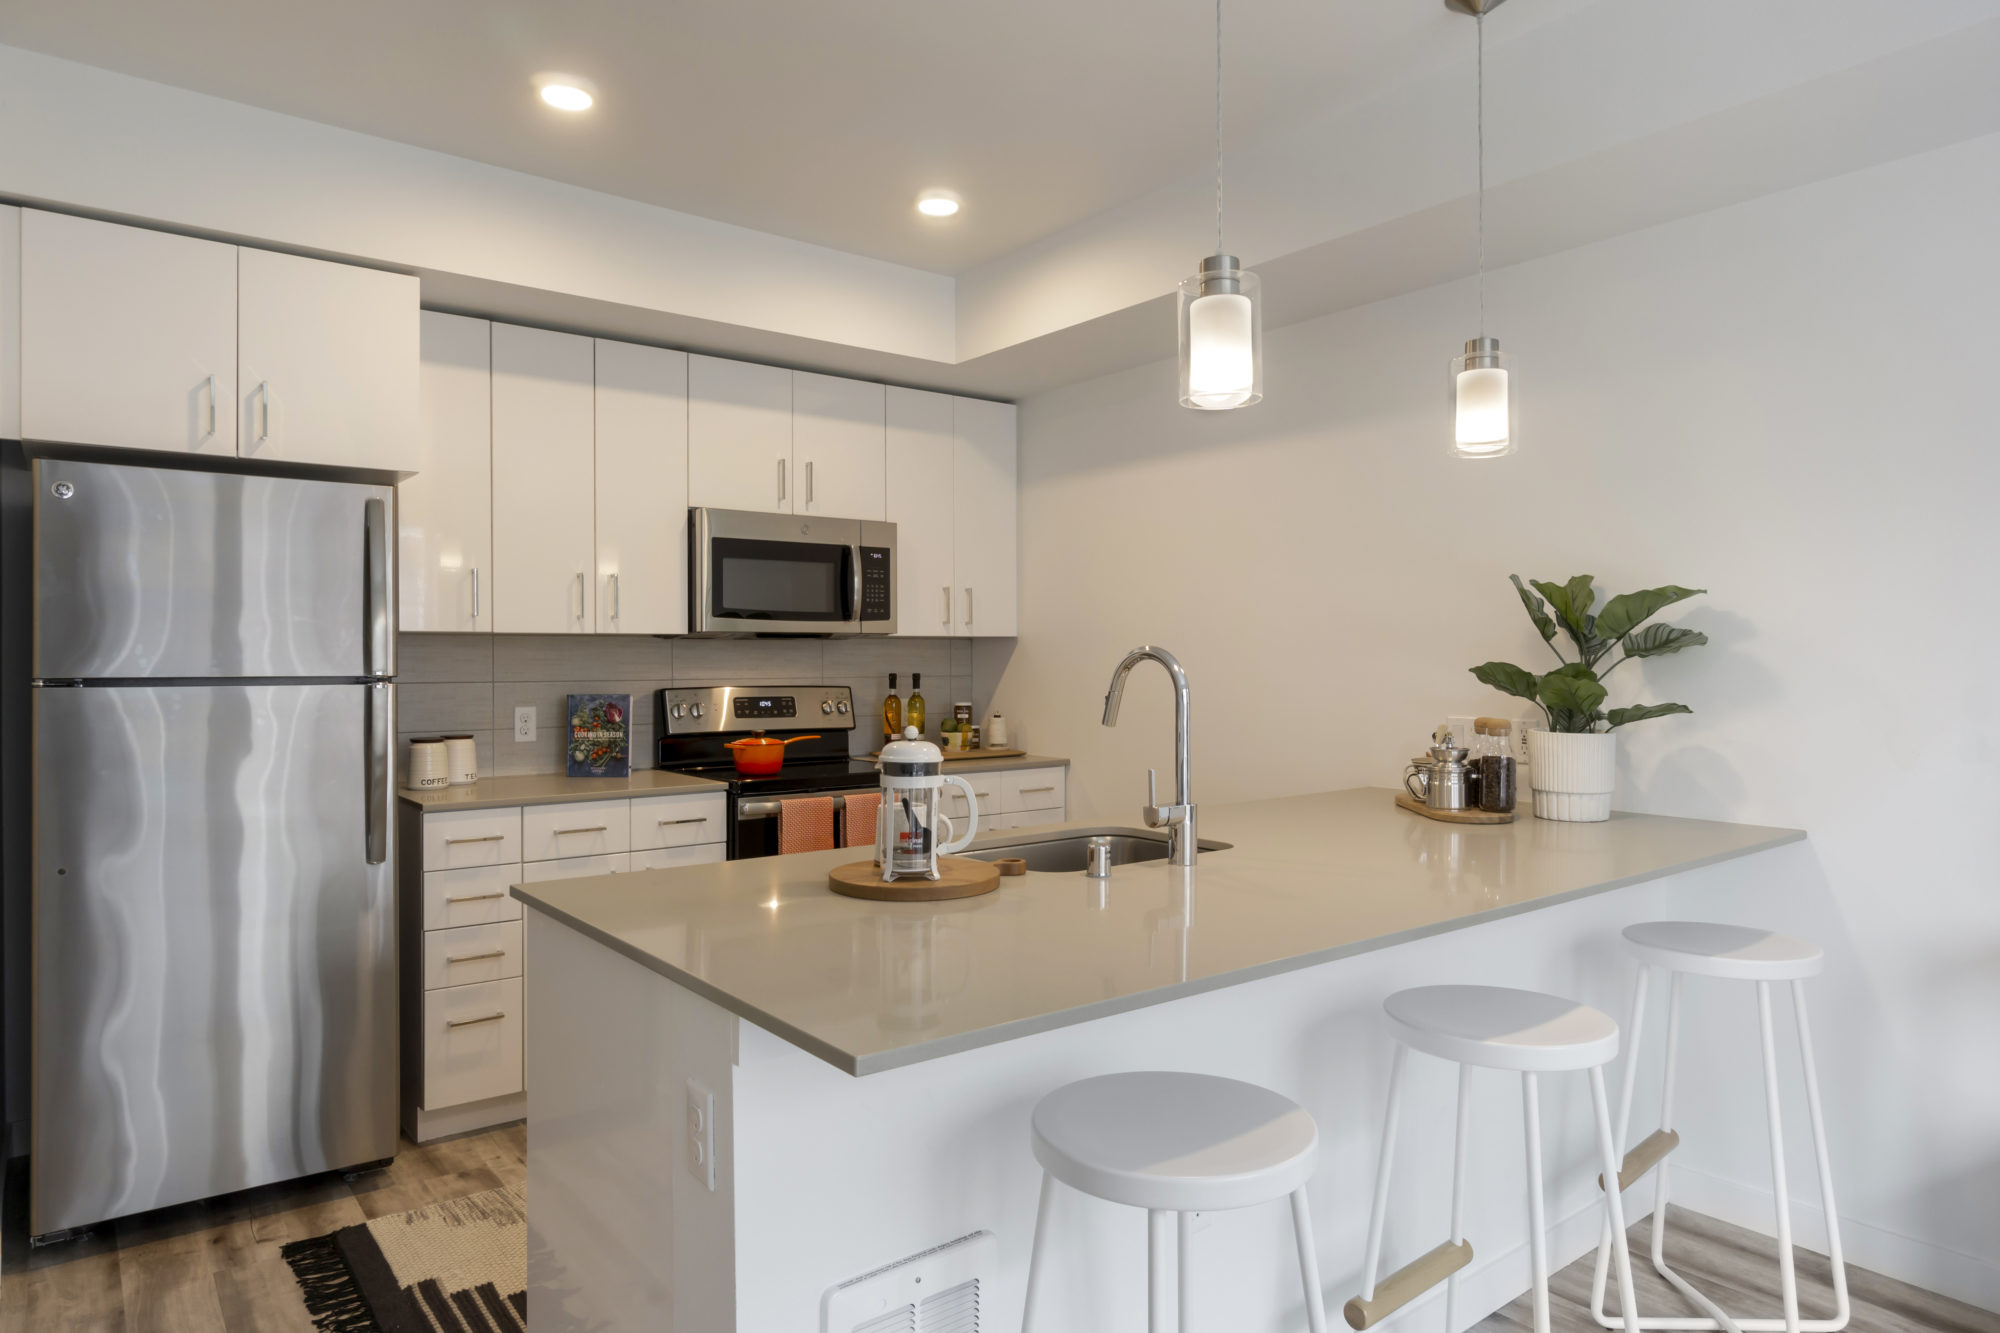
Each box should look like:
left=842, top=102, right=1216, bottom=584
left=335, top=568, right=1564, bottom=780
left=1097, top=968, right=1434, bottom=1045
left=993, top=130, right=2000, bottom=1309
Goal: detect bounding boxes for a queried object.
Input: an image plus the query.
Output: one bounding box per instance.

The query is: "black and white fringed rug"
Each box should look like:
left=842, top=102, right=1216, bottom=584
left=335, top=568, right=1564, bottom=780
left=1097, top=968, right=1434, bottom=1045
left=281, top=1184, right=527, bottom=1333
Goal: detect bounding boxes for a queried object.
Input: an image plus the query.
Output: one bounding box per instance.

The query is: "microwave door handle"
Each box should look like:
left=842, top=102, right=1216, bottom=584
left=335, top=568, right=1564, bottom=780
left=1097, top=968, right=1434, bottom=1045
left=850, top=548, right=863, bottom=622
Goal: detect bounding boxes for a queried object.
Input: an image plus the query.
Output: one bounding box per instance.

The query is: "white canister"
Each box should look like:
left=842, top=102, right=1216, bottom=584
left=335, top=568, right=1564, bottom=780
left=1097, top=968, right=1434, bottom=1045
left=984, top=713, right=1009, bottom=748
left=408, top=738, right=450, bottom=790
left=443, top=734, right=479, bottom=786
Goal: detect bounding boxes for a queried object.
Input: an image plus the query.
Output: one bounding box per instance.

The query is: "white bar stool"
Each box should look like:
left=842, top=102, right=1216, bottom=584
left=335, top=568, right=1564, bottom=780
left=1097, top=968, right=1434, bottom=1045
left=1588, top=922, right=1849, bottom=1333
left=1020, top=1071, right=1329, bottom=1333
left=1347, top=986, right=1642, bottom=1333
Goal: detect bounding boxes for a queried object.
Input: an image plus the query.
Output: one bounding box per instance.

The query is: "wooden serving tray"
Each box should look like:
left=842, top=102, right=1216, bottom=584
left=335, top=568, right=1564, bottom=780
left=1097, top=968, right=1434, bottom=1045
left=828, top=855, right=1002, bottom=901
left=1394, top=791, right=1517, bottom=824
left=866, top=746, right=1028, bottom=762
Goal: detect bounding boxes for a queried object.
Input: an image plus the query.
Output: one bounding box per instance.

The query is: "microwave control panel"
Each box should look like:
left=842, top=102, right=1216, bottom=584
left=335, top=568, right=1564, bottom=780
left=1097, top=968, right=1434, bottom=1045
left=859, top=546, right=892, bottom=622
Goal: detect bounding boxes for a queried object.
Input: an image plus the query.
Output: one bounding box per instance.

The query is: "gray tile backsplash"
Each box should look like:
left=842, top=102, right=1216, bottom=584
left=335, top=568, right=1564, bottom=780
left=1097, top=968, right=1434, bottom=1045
left=398, top=633, right=982, bottom=777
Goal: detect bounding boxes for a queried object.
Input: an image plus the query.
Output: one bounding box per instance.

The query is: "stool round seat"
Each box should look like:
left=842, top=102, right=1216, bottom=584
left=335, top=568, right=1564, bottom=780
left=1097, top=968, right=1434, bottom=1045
left=1383, top=985, right=1619, bottom=1072
left=1030, top=1071, right=1318, bottom=1212
left=1621, top=921, right=1823, bottom=980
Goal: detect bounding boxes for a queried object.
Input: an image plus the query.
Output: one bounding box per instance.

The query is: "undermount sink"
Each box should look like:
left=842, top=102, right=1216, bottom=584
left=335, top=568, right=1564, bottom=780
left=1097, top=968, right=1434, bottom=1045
left=963, top=828, right=1233, bottom=874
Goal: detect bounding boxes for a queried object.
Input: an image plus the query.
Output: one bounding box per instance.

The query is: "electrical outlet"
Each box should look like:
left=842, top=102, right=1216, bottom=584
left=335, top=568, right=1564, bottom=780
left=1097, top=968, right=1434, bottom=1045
left=514, top=706, right=536, bottom=742
left=686, top=1079, right=715, bottom=1191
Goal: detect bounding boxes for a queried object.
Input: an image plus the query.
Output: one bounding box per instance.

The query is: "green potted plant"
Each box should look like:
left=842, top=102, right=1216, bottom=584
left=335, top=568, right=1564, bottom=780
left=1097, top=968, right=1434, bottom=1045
left=1470, top=575, right=1707, bottom=821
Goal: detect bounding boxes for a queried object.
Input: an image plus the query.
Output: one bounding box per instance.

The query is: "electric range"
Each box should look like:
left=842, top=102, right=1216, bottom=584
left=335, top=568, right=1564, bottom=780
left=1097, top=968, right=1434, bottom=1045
left=655, top=684, right=880, bottom=858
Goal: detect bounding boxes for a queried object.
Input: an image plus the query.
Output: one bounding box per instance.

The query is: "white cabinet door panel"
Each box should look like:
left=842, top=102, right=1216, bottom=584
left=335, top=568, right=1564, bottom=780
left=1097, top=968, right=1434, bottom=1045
left=422, top=864, right=526, bottom=930
left=522, top=798, right=631, bottom=863
left=423, top=978, right=523, bottom=1109
left=688, top=354, right=791, bottom=514
left=630, top=844, right=726, bottom=871
left=20, top=210, right=236, bottom=455
left=401, top=312, right=491, bottom=632
left=886, top=387, right=956, bottom=636
left=521, top=852, right=632, bottom=881
left=237, top=247, right=419, bottom=470
left=0, top=206, right=19, bottom=442
left=629, top=792, right=728, bottom=850
left=952, top=398, right=1018, bottom=636
left=595, top=340, right=687, bottom=634
left=793, top=371, right=884, bottom=520
left=423, top=920, right=524, bottom=991
left=492, top=325, right=596, bottom=633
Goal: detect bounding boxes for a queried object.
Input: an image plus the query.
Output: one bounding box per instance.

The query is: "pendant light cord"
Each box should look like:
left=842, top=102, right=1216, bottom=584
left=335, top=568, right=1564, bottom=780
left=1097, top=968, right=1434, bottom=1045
left=1476, top=11, right=1486, bottom=338
left=1215, top=0, right=1225, bottom=256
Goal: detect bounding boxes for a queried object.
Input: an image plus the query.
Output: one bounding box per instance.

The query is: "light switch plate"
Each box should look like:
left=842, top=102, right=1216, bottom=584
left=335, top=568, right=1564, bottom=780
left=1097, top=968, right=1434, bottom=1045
left=514, top=706, right=536, bottom=742
left=686, top=1079, right=715, bottom=1191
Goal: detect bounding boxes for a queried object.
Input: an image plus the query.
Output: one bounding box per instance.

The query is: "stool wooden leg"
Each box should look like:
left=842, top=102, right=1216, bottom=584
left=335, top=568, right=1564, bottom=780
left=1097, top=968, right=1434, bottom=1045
left=1522, top=1072, right=1550, bottom=1333
left=1022, top=1171, right=1055, bottom=1333
left=1289, top=1188, right=1330, bottom=1333
left=1178, top=1212, right=1193, bottom=1333
left=1757, top=982, right=1802, bottom=1333
left=1447, top=1063, right=1471, bottom=1333
left=1792, top=980, right=1850, bottom=1330
left=1149, top=1208, right=1173, bottom=1333
left=1590, top=1065, right=1642, bottom=1333
left=1357, top=1043, right=1409, bottom=1305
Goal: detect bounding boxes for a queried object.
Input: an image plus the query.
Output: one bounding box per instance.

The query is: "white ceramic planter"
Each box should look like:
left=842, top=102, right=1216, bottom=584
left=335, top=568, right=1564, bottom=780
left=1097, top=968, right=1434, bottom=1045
left=1525, top=730, right=1617, bottom=822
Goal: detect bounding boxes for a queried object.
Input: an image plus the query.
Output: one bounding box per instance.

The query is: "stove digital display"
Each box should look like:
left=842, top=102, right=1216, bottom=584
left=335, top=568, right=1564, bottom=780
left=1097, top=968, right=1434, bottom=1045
left=733, top=696, right=797, bottom=719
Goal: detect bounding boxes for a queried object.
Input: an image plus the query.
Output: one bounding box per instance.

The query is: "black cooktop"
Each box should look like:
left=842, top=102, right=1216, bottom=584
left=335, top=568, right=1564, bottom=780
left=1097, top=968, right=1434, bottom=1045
left=660, top=756, right=881, bottom=797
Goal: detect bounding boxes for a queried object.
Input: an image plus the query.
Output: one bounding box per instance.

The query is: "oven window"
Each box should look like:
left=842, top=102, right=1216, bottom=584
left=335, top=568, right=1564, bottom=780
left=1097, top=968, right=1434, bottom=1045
left=711, top=538, right=850, bottom=621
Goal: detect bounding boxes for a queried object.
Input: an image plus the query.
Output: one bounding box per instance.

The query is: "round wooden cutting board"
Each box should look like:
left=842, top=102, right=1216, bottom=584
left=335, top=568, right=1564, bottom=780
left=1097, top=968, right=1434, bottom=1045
left=829, top=856, right=1002, bottom=901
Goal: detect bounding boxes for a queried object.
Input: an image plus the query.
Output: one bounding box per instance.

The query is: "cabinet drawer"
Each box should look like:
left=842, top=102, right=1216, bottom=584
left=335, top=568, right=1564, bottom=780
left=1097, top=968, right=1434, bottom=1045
left=631, top=844, right=727, bottom=872
left=630, top=792, right=727, bottom=851
left=422, top=807, right=522, bottom=868
left=423, top=863, right=525, bottom=930
left=423, top=977, right=523, bottom=1110
left=423, top=920, right=523, bottom=991
left=1002, top=768, right=1067, bottom=814
left=522, top=799, right=630, bottom=862
left=521, top=852, right=631, bottom=882
left=941, top=775, right=1001, bottom=823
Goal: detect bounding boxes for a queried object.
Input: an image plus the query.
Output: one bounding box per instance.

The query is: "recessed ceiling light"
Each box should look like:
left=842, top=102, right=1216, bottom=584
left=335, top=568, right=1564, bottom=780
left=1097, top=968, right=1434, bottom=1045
left=916, top=189, right=961, bottom=218
left=534, top=74, right=597, bottom=112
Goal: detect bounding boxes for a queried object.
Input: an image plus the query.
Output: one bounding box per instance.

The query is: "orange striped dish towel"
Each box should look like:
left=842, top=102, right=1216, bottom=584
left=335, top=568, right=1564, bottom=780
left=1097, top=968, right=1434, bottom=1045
left=778, top=796, right=837, bottom=854
left=841, top=791, right=882, bottom=849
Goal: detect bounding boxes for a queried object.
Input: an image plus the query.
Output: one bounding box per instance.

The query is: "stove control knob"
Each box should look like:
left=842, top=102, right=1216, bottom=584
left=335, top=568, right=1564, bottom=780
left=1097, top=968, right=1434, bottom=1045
left=821, top=700, right=834, bottom=715
left=691, top=702, right=706, bottom=720
left=671, top=702, right=686, bottom=719
left=835, top=700, right=850, bottom=715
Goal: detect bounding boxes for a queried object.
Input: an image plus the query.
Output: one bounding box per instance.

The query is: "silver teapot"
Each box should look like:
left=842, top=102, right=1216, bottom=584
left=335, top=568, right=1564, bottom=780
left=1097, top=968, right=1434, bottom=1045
left=1404, top=732, right=1474, bottom=812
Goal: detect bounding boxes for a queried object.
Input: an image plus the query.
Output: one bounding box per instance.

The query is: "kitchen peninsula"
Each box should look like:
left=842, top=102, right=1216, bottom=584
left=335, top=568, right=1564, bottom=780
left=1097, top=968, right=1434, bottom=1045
left=513, top=788, right=1801, bottom=1333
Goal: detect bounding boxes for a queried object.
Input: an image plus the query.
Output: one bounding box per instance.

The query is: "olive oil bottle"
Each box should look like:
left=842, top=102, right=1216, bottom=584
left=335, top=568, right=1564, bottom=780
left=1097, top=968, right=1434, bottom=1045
left=906, top=673, right=926, bottom=737
left=881, top=673, right=902, bottom=744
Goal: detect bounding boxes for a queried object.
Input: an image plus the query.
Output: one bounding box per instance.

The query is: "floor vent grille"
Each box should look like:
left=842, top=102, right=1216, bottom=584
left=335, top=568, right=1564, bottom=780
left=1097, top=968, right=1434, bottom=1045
left=822, top=1232, right=996, bottom=1333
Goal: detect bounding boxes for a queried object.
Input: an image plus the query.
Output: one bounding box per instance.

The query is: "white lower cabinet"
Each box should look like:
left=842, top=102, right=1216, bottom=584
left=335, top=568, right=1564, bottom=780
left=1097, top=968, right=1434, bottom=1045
left=404, top=792, right=726, bottom=1140
left=954, top=766, right=1067, bottom=831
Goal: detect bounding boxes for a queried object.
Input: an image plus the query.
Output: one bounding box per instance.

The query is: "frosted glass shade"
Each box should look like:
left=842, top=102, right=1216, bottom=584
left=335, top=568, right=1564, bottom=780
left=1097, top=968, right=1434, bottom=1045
left=1178, top=262, right=1262, bottom=409
left=1449, top=347, right=1516, bottom=458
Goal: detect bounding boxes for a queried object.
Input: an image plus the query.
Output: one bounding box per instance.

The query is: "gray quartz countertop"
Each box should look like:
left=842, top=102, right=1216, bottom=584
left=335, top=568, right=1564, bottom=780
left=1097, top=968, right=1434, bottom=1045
left=511, top=787, right=1803, bottom=1075
left=400, top=769, right=726, bottom=812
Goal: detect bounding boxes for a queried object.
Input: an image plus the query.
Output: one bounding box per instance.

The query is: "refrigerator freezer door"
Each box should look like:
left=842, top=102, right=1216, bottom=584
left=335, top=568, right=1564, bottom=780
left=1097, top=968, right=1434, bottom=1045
left=31, top=683, right=397, bottom=1235
left=33, top=459, right=394, bottom=680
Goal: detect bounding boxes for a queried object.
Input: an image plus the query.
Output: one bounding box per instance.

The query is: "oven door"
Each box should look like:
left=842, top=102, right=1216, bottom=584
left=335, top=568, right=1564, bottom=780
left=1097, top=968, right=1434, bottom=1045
left=733, top=789, right=877, bottom=859
left=691, top=509, right=895, bottom=635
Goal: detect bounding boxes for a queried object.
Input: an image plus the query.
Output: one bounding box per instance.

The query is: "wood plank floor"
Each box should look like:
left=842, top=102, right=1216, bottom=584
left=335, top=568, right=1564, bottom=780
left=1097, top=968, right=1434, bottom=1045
left=0, top=1123, right=524, bottom=1333
left=5, top=1144, right=1993, bottom=1332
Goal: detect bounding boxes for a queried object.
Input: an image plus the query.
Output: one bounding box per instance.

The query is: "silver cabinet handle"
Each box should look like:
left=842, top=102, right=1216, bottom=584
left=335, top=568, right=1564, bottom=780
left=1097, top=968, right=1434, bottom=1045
left=444, top=834, right=505, bottom=845
left=942, top=586, right=952, bottom=625
left=471, top=567, right=480, bottom=621
left=609, top=572, right=620, bottom=622
left=445, top=1012, right=507, bottom=1029
left=554, top=825, right=609, bottom=836
left=806, top=459, right=815, bottom=505
left=445, top=949, right=507, bottom=964
left=658, top=817, right=709, bottom=826
left=574, top=571, right=585, bottom=622
left=1021, top=786, right=1056, bottom=794
left=777, top=457, right=787, bottom=504
left=201, top=375, right=216, bottom=439
left=444, top=891, right=505, bottom=903
left=255, top=382, right=272, bottom=445
left=964, top=586, right=973, bottom=626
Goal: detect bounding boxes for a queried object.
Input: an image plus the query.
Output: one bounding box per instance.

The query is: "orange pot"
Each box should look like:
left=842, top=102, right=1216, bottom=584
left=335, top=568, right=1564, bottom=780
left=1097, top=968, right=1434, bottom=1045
left=723, top=732, right=822, bottom=776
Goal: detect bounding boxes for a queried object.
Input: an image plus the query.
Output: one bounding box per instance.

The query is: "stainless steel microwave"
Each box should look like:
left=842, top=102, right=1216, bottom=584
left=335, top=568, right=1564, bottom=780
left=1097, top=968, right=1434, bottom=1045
left=690, top=508, right=896, bottom=636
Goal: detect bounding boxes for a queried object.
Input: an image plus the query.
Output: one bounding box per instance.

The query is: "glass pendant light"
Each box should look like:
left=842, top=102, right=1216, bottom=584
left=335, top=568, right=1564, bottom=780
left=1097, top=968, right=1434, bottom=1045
left=1448, top=0, right=1515, bottom=457
left=1178, top=0, right=1262, bottom=410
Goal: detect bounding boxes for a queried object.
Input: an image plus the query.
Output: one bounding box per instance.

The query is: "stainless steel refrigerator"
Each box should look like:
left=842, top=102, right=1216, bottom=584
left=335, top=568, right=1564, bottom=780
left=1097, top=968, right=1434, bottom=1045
left=28, top=456, right=398, bottom=1238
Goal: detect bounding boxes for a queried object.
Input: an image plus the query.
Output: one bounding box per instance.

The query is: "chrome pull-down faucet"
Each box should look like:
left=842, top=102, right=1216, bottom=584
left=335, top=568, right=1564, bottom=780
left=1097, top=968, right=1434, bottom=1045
left=1101, top=645, right=1197, bottom=866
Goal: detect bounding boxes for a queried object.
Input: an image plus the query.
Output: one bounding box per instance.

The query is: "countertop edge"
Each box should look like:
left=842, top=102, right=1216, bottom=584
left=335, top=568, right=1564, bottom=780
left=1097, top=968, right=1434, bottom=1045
left=513, top=821, right=1806, bottom=1079
left=399, top=773, right=729, bottom=812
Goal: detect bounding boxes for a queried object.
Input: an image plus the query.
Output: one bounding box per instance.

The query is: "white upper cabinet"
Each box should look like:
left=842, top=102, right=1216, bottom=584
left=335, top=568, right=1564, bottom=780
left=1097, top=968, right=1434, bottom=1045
left=0, top=207, right=19, bottom=442
left=952, top=397, right=1019, bottom=637
left=793, top=371, right=885, bottom=520
left=595, top=340, right=688, bottom=635
left=886, top=387, right=956, bottom=636
left=402, top=313, right=492, bottom=633
left=237, top=247, right=419, bottom=471
left=20, top=209, right=237, bottom=455
left=688, top=355, right=791, bottom=514
left=492, top=325, right=596, bottom=634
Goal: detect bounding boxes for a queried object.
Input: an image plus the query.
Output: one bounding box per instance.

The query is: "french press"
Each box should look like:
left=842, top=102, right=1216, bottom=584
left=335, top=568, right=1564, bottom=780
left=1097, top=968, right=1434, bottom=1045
left=876, top=727, right=979, bottom=881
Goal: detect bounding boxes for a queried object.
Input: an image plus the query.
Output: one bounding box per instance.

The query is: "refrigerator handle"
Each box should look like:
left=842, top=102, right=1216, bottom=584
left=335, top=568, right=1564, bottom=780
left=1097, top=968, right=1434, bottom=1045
left=367, top=682, right=392, bottom=864
left=364, top=497, right=393, bottom=677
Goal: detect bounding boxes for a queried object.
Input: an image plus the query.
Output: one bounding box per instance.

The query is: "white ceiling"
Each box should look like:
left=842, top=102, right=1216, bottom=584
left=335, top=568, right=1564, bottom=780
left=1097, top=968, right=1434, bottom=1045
left=0, top=0, right=1588, bottom=275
